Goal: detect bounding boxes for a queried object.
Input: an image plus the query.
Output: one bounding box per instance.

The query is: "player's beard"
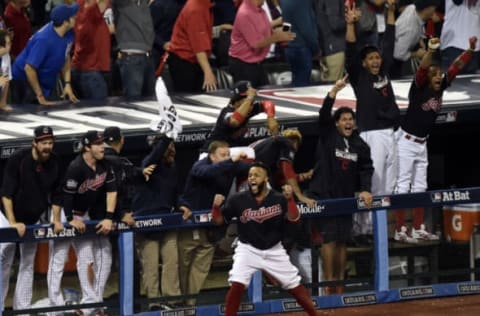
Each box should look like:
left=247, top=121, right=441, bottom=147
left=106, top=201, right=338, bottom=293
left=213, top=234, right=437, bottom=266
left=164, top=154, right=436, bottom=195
left=35, top=146, right=51, bottom=162
left=249, top=180, right=267, bottom=197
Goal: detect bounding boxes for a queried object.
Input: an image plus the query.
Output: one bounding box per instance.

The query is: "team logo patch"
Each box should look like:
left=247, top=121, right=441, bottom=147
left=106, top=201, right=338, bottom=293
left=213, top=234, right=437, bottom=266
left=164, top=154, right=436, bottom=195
left=66, top=179, right=78, bottom=189
left=240, top=204, right=282, bottom=223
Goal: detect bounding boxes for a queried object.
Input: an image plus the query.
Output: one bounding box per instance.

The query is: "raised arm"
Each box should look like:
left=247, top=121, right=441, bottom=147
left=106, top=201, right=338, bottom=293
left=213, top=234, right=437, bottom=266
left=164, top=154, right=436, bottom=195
left=447, top=36, right=478, bottom=82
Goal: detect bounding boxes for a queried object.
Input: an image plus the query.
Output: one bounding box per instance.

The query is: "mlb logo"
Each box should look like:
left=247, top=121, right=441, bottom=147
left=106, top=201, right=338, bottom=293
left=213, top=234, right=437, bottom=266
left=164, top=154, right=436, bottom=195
left=34, top=228, right=46, bottom=238
left=431, top=192, right=442, bottom=203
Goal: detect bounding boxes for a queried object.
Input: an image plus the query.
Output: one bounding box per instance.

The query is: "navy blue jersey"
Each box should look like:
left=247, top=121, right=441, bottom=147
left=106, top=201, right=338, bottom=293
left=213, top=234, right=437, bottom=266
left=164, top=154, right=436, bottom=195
left=1, top=147, right=63, bottom=224
left=401, top=71, right=449, bottom=138
left=250, top=136, right=296, bottom=189
left=63, top=154, right=116, bottom=220
left=345, top=24, right=400, bottom=132
left=200, top=102, right=262, bottom=152
left=308, top=95, right=374, bottom=200
left=222, top=189, right=288, bottom=250
left=104, top=147, right=145, bottom=216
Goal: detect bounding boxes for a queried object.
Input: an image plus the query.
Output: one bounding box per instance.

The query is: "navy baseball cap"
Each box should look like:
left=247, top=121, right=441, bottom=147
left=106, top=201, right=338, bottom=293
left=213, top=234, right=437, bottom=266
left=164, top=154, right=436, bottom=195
left=34, top=125, right=54, bottom=141
left=231, top=81, right=252, bottom=102
left=81, top=130, right=104, bottom=146
left=103, top=126, right=122, bottom=143
left=50, top=3, right=79, bottom=25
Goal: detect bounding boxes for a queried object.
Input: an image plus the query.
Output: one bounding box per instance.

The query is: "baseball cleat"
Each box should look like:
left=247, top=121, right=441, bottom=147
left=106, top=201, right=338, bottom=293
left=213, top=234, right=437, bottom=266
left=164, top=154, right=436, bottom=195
left=394, top=226, right=418, bottom=243
left=411, top=224, right=440, bottom=241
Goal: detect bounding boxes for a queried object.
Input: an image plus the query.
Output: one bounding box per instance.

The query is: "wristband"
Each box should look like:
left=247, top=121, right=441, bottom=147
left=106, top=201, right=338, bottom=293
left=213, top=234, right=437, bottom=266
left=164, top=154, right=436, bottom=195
left=105, top=212, right=114, bottom=220
left=427, top=41, right=440, bottom=51
left=64, top=81, right=71, bottom=84
left=287, top=197, right=300, bottom=222
left=232, top=111, right=246, bottom=124
left=261, top=100, right=275, bottom=118
left=212, top=205, right=222, bottom=222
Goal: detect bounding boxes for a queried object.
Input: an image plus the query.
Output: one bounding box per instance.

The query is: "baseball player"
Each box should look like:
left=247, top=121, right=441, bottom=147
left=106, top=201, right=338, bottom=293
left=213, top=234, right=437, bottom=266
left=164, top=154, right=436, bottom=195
left=345, top=0, right=399, bottom=240
left=48, top=130, right=116, bottom=316
left=211, top=162, right=318, bottom=316
left=394, top=36, right=478, bottom=242
left=250, top=129, right=315, bottom=206
left=199, top=80, right=279, bottom=156
left=1, top=126, right=63, bottom=312
left=306, top=76, right=374, bottom=295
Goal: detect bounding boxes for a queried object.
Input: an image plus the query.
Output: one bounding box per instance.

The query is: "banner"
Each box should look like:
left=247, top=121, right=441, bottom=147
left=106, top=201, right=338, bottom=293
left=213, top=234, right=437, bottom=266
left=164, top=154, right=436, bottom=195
left=150, top=77, right=183, bottom=139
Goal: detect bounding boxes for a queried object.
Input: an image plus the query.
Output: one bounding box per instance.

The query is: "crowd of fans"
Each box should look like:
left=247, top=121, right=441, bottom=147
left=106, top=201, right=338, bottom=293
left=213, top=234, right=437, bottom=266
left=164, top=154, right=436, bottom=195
left=0, top=0, right=478, bottom=111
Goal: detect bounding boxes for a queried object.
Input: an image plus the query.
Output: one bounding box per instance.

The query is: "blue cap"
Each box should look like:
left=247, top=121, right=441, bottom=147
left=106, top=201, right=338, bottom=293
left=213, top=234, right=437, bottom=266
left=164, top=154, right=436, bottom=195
left=50, top=3, right=79, bottom=25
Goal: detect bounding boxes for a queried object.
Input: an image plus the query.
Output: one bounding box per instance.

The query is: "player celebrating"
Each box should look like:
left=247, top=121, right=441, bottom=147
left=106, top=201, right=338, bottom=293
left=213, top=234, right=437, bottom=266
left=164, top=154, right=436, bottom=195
left=211, top=162, right=318, bottom=316
left=200, top=80, right=279, bottom=155
left=394, top=36, right=478, bottom=242
left=345, top=0, right=399, bottom=241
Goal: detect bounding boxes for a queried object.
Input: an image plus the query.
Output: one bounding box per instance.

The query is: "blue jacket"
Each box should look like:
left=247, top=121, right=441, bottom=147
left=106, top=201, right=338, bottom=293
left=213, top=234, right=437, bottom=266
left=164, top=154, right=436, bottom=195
left=178, top=156, right=249, bottom=211
left=132, top=136, right=178, bottom=215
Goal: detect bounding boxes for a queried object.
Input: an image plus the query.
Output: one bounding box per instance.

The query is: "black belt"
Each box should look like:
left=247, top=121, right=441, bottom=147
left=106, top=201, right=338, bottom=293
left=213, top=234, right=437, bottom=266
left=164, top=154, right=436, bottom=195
left=405, top=134, right=426, bottom=144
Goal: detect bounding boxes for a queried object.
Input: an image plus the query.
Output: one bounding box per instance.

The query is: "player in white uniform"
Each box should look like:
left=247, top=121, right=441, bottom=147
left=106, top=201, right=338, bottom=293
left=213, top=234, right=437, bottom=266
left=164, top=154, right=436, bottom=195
left=394, top=36, right=478, bottom=242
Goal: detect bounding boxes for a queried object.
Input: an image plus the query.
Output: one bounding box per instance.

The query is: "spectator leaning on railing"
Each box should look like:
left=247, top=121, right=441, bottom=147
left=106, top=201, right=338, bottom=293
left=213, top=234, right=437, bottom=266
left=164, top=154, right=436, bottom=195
left=11, top=2, right=79, bottom=105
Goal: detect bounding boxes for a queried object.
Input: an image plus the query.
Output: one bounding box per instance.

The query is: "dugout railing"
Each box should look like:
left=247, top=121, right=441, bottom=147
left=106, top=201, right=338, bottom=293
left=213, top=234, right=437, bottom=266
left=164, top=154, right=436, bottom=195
left=1, top=187, right=480, bottom=315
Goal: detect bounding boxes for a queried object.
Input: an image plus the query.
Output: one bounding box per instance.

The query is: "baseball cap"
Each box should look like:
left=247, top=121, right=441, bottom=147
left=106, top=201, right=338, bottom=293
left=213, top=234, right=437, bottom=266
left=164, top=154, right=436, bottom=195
left=50, top=3, right=79, bottom=25
left=34, top=125, right=54, bottom=141
left=81, top=130, right=104, bottom=146
left=231, top=80, right=252, bottom=102
left=103, top=126, right=122, bottom=143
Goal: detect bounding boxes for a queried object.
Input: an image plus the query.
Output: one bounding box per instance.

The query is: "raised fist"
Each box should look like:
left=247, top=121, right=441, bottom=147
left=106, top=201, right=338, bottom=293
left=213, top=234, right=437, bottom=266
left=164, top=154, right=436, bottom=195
left=428, top=37, right=440, bottom=51
left=213, top=194, right=225, bottom=207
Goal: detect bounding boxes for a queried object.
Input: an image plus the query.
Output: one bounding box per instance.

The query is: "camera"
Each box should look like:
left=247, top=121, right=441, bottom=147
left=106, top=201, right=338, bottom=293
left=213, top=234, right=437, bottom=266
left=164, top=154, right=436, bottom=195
left=282, top=22, right=291, bottom=32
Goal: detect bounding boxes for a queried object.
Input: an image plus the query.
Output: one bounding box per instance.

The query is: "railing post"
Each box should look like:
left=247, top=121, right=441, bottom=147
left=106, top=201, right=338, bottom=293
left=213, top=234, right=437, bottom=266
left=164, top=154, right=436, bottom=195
left=373, top=209, right=389, bottom=292
left=119, top=231, right=134, bottom=316
left=248, top=271, right=263, bottom=303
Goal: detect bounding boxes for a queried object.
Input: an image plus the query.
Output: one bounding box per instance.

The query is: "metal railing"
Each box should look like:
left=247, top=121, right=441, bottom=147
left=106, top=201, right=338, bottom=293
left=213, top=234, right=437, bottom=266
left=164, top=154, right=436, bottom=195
left=2, top=187, right=480, bottom=315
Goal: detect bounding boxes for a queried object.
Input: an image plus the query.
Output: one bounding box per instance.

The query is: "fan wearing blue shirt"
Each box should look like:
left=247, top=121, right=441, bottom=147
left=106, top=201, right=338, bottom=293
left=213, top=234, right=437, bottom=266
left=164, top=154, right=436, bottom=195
left=12, top=3, right=79, bottom=105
